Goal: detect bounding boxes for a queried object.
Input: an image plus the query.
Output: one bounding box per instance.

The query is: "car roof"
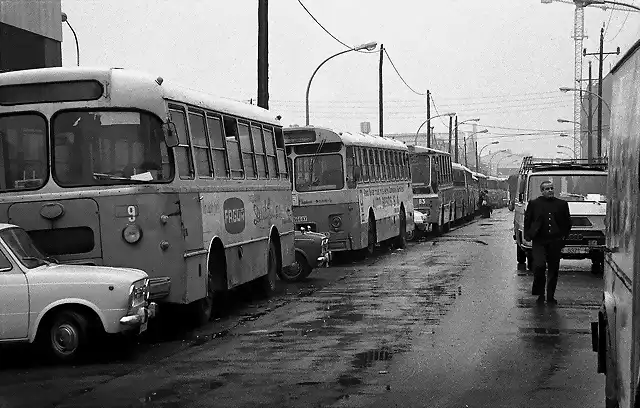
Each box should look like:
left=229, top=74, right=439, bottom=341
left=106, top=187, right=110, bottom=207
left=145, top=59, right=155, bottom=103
left=0, top=223, right=16, bottom=231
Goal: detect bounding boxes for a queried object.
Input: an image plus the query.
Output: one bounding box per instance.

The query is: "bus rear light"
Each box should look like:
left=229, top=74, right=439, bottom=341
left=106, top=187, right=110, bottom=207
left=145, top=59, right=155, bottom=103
left=330, top=216, right=342, bottom=230
left=123, top=224, right=142, bottom=244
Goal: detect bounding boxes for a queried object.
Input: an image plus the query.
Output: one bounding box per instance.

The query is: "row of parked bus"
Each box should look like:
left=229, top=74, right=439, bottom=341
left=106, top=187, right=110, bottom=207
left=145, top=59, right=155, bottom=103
left=0, top=67, right=509, bottom=337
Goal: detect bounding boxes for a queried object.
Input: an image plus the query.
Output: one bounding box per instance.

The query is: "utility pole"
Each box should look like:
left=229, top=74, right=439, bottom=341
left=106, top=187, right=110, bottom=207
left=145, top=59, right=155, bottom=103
left=454, top=116, right=459, bottom=163
left=587, top=60, right=593, bottom=163
left=584, top=27, right=619, bottom=158
left=257, top=0, right=269, bottom=109
left=475, top=140, right=479, bottom=172
left=426, top=90, right=431, bottom=148
left=448, top=116, right=453, bottom=155
left=379, top=44, right=384, bottom=138
left=464, top=136, right=468, bottom=167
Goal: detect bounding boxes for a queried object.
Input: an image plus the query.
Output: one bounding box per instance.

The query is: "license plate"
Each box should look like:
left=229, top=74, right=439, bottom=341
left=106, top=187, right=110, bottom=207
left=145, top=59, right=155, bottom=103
left=293, top=216, right=307, bottom=223
left=562, top=247, right=589, bottom=254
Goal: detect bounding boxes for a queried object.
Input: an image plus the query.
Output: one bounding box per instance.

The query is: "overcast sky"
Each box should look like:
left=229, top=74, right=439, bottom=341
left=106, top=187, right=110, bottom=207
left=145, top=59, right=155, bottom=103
left=60, top=0, right=640, bottom=163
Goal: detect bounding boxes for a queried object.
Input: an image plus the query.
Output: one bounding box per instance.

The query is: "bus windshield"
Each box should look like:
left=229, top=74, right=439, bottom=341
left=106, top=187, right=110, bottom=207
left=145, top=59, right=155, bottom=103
left=0, top=113, right=47, bottom=192
left=410, top=155, right=430, bottom=185
left=52, top=110, right=172, bottom=186
left=528, top=173, right=607, bottom=201
left=295, top=154, right=344, bottom=192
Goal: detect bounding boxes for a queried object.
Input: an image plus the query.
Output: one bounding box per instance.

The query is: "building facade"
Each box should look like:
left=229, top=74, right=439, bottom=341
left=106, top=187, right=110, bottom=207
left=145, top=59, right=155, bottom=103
left=0, top=0, right=62, bottom=71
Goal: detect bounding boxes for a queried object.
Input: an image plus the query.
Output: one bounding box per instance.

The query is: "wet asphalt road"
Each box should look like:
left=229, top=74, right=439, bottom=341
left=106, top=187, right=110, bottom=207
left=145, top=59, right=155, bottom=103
left=0, top=209, right=604, bottom=408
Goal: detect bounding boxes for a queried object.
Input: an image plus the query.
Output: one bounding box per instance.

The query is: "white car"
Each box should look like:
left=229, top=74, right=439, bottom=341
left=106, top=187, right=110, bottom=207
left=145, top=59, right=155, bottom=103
left=0, top=223, right=156, bottom=362
left=408, top=210, right=428, bottom=240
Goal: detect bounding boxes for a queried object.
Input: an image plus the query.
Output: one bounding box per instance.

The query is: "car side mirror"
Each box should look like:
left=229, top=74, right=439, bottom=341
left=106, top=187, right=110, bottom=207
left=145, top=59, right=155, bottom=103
left=162, top=122, right=179, bottom=148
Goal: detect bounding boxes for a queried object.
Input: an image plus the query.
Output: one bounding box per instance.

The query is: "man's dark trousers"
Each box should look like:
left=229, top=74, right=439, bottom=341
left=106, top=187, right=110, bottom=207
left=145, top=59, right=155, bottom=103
left=531, top=238, right=563, bottom=299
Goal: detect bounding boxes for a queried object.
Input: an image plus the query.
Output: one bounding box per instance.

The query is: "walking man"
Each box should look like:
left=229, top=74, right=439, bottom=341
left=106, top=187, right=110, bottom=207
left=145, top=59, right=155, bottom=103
left=524, top=180, right=571, bottom=305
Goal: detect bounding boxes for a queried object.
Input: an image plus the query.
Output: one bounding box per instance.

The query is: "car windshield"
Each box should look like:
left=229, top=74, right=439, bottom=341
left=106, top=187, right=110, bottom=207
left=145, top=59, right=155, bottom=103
left=528, top=174, right=607, bottom=201
left=0, top=227, right=48, bottom=268
left=295, top=154, right=344, bottom=192
left=52, top=110, right=173, bottom=186
left=0, top=113, right=48, bottom=192
left=410, top=155, right=431, bottom=185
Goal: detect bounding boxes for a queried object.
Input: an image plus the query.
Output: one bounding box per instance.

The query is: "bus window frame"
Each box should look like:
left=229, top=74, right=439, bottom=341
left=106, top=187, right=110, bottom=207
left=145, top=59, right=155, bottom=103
left=188, top=109, right=214, bottom=179
left=249, top=123, right=268, bottom=179
left=0, top=111, right=49, bottom=192
left=222, top=116, right=245, bottom=179
left=168, top=105, right=195, bottom=180
left=205, top=113, right=230, bottom=179
left=262, top=125, right=278, bottom=179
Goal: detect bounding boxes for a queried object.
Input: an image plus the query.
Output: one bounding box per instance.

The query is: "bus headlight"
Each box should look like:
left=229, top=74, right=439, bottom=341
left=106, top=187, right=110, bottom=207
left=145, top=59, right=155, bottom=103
left=122, top=223, right=142, bottom=244
left=330, top=216, right=342, bottom=230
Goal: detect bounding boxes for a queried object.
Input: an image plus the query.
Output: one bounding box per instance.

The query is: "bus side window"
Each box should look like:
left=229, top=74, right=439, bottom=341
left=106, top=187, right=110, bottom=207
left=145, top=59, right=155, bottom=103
left=223, top=116, right=244, bottom=179
left=405, top=153, right=411, bottom=180
left=375, top=150, right=381, bottom=181
left=206, top=115, right=229, bottom=178
left=365, top=149, right=372, bottom=182
left=188, top=111, right=212, bottom=178
left=393, top=152, right=399, bottom=180
left=168, top=108, right=194, bottom=179
left=287, top=157, right=293, bottom=187
left=262, top=127, right=278, bottom=179
left=274, top=127, right=288, bottom=179
left=346, top=146, right=356, bottom=189
left=250, top=124, right=267, bottom=178
left=238, top=122, right=256, bottom=179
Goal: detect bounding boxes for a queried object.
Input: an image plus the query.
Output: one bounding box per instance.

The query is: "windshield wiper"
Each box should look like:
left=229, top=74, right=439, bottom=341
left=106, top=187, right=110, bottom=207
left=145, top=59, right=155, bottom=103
left=93, top=173, right=151, bottom=184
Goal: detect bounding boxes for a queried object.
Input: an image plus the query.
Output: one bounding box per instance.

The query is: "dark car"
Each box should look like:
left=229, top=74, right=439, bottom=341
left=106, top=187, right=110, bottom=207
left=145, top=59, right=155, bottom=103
left=278, top=230, right=331, bottom=282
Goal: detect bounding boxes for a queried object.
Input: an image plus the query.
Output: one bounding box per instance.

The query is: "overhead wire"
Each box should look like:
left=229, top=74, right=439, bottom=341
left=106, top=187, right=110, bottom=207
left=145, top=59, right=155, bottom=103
left=382, top=48, right=427, bottom=96
left=296, top=0, right=376, bottom=53
left=606, top=0, right=634, bottom=42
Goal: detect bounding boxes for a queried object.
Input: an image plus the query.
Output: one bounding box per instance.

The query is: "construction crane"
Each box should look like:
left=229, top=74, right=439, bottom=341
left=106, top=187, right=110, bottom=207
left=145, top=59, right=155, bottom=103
left=541, top=0, right=638, bottom=157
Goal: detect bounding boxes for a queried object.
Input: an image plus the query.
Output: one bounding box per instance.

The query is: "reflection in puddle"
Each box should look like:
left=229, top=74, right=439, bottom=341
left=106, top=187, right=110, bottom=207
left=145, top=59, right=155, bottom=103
left=352, top=347, right=393, bottom=369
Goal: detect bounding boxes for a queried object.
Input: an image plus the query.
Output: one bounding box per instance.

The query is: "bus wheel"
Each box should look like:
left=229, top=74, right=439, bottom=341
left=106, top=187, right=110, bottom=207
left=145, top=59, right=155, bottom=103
left=192, top=269, right=215, bottom=326
left=431, top=223, right=441, bottom=235
left=396, top=209, right=407, bottom=249
left=258, top=240, right=278, bottom=296
left=591, top=253, right=604, bottom=275
left=279, top=252, right=312, bottom=282
left=366, top=216, right=376, bottom=256
left=406, top=228, right=415, bottom=242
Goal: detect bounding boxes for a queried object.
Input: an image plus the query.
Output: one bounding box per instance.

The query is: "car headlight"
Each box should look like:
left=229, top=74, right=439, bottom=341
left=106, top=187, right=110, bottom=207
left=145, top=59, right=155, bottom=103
left=127, top=278, right=149, bottom=312
left=123, top=223, right=142, bottom=244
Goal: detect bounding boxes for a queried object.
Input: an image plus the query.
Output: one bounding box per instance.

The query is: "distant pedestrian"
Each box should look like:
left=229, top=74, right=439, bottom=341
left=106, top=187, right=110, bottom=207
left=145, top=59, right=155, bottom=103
left=524, top=180, right=571, bottom=305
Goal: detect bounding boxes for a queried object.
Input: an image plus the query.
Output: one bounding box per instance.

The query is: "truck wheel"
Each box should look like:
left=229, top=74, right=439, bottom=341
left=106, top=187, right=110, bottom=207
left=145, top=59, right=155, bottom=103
left=42, top=310, right=89, bottom=362
left=517, top=244, right=526, bottom=264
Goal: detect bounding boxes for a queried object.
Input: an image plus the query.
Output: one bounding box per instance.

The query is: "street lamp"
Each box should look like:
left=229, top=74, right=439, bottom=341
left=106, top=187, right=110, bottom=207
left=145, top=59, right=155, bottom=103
left=476, top=140, right=499, bottom=172
left=414, top=112, right=456, bottom=146
left=495, top=153, right=520, bottom=176
left=558, top=118, right=579, bottom=124
left=557, top=144, right=577, bottom=157
left=488, top=149, right=509, bottom=175
left=559, top=87, right=612, bottom=112
left=582, top=0, right=640, bottom=11
left=61, top=12, right=79, bottom=66
left=463, top=128, right=488, bottom=167
left=557, top=150, right=573, bottom=158
left=305, top=41, right=377, bottom=125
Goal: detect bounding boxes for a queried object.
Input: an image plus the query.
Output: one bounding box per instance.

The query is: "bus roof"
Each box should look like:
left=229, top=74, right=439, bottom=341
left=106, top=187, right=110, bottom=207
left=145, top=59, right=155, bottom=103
left=284, top=126, right=408, bottom=150
left=452, top=162, right=473, bottom=173
left=407, top=145, right=450, bottom=155
left=0, top=67, right=282, bottom=126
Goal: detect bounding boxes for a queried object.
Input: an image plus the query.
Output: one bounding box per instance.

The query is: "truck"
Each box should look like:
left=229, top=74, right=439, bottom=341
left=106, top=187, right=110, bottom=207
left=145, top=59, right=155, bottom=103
left=591, top=37, right=640, bottom=408
left=513, top=156, right=607, bottom=273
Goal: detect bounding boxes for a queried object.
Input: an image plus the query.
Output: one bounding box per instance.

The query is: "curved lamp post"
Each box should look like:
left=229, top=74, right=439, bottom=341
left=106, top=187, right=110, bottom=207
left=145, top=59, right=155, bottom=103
left=557, top=144, right=578, bottom=157
left=476, top=140, right=499, bottom=172
left=61, top=12, right=79, bottom=66
left=557, top=150, right=573, bottom=158
left=414, top=112, right=456, bottom=145
left=559, top=87, right=611, bottom=112
left=305, top=41, right=377, bottom=125
left=488, top=149, right=509, bottom=175
left=463, top=128, right=488, bottom=167
left=495, top=153, right=519, bottom=176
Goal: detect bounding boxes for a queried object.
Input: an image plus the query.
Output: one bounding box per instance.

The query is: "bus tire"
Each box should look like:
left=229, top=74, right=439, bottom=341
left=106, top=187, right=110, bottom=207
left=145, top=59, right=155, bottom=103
left=591, top=253, right=604, bottom=275
left=366, top=215, right=376, bottom=256
left=396, top=208, right=407, bottom=249
left=192, top=243, right=225, bottom=326
left=258, top=239, right=278, bottom=296
left=432, top=223, right=441, bottom=235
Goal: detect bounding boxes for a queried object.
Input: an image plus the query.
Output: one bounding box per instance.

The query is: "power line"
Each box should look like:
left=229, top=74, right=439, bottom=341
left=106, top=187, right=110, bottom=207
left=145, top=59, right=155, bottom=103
left=296, top=0, right=375, bottom=53
left=383, top=48, right=427, bottom=96
left=607, top=6, right=632, bottom=42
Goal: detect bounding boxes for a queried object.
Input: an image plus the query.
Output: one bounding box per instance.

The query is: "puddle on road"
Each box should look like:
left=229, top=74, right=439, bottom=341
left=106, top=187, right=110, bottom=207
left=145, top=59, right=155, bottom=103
left=518, top=327, right=591, bottom=336
left=351, top=347, right=393, bottom=369
left=337, top=374, right=362, bottom=386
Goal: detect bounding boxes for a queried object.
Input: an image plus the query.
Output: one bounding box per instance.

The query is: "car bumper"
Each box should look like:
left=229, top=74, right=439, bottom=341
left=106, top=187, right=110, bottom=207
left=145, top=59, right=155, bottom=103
left=120, top=302, right=157, bottom=326
left=317, top=251, right=332, bottom=267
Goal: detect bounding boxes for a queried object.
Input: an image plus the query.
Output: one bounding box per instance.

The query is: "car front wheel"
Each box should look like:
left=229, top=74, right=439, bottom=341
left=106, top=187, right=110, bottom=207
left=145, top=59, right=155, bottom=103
left=42, top=310, right=89, bottom=362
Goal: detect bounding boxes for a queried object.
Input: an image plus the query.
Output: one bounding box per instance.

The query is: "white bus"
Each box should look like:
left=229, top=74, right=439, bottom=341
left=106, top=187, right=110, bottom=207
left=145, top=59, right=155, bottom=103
left=284, top=126, right=414, bottom=256
left=0, top=67, right=294, bottom=324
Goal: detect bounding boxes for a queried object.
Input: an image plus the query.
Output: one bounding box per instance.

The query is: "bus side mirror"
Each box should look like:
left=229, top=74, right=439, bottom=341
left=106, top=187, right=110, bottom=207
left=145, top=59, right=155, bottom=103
left=163, top=122, right=179, bottom=148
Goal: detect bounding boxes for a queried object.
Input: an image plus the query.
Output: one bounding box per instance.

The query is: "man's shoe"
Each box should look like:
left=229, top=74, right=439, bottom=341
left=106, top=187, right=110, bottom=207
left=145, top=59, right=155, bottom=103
left=536, top=295, right=545, bottom=305
left=547, top=298, right=558, bottom=305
